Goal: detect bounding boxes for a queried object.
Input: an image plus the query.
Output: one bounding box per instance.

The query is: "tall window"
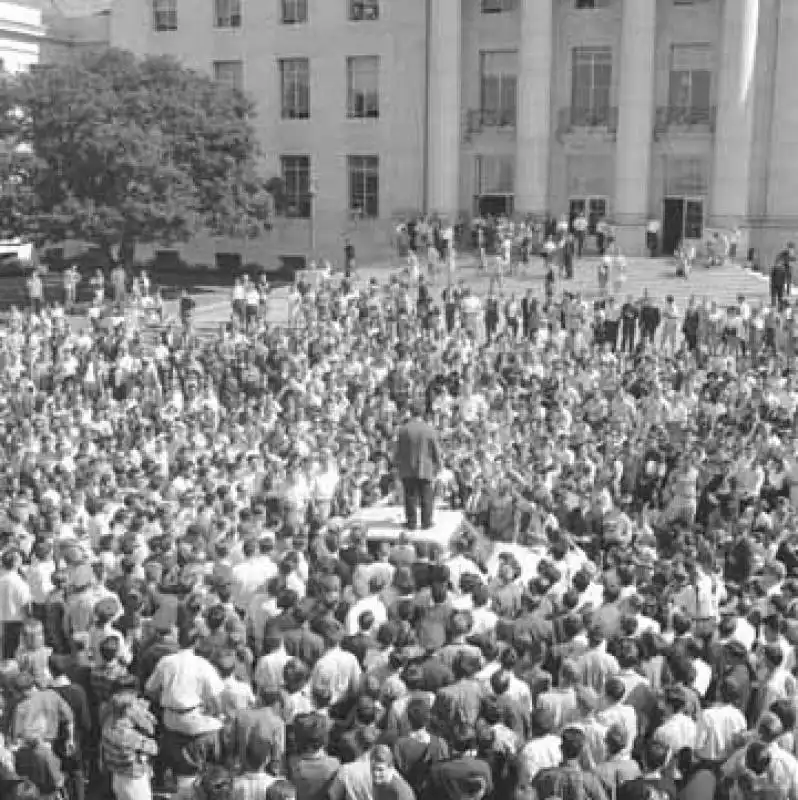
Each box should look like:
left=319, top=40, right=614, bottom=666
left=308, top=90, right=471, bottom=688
left=214, top=0, right=241, bottom=27
left=279, top=58, right=310, bottom=119
left=475, top=155, right=514, bottom=196
left=153, top=0, right=177, bottom=31
left=280, top=155, right=311, bottom=218
left=571, top=47, right=612, bottom=125
left=349, top=0, right=379, bottom=20
left=480, top=51, right=517, bottom=127
left=669, top=44, right=712, bottom=123
left=282, top=0, right=307, bottom=24
left=213, top=61, right=243, bottom=91
left=347, top=56, right=380, bottom=119
left=481, top=0, right=517, bottom=12
left=348, top=155, right=379, bottom=218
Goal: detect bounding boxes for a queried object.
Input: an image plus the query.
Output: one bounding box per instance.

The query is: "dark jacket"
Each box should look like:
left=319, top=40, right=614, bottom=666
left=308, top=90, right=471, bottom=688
left=395, top=417, right=441, bottom=481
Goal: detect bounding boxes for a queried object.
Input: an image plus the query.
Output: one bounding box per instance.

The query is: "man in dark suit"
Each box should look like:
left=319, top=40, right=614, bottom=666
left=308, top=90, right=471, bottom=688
left=395, top=401, right=442, bottom=530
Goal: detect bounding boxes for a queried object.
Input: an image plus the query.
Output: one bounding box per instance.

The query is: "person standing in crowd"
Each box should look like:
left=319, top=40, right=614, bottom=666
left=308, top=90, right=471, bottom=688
left=394, top=400, right=441, bottom=531
left=573, top=211, right=588, bottom=258
left=0, top=549, right=32, bottom=660
left=646, top=218, right=661, bottom=258
left=344, top=238, right=356, bottom=278
left=111, top=262, right=126, bottom=306
left=63, top=265, right=80, bottom=312
left=25, top=269, right=42, bottom=315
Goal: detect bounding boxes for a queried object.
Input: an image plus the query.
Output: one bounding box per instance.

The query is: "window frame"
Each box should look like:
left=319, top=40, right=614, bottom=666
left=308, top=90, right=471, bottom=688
left=349, top=0, right=379, bottom=21
left=281, top=0, right=308, bottom=25
left=346, top=55, right=380, bottom=120
left=348, top=155, right=379, bottom=218
left=668, top=44, right=713, bottom=124
left=479, top=50, right=517, bottom=128
left=213, top=60, right=244, bottom=92
left=152, top=0, right=178, bottom=32
left=279, top=57, right=311, bottom=120
left=214, top=0, right=242, bottom=28
left=571, top=46, right=612, bottom=126
left=280, top=155, right=312, bottom=219
left=574, top=0, right=610, bottom=8
left=684, top=198, right=704, bottom=240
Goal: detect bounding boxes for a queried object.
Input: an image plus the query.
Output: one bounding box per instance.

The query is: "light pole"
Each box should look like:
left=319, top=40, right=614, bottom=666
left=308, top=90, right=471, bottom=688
left=309, top=174, right=318, bottom=258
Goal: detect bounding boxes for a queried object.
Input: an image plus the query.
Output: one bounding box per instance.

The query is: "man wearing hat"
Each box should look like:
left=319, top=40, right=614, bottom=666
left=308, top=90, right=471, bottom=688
left=394, top=399, right=442, bottom=530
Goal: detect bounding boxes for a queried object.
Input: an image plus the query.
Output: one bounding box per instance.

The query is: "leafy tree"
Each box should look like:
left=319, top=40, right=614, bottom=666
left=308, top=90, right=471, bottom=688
left=0, top=49, right=271, bottom=264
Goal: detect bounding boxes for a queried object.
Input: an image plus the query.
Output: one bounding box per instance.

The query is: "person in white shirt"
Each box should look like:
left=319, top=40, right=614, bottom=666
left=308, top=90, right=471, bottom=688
left=0, top=549, right=31, bottom=659
left=517, top=708, right=562, bottom=786
left=145, top=630, right=225, bottom=735
left=311, top=619, right=362, bottom=706
left=232, top=539, right=278, bottom=611
left=310, top=449, right=340, bottom=523
left=345, top=576, right=388, bottom=636
left=695, top=677, right=749, bottom=762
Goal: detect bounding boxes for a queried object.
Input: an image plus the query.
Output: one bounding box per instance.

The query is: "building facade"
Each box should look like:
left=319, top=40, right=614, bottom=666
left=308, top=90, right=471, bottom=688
left=106, top=0, right=795, bottom=265
left=0, top=1, right=46, bottom=73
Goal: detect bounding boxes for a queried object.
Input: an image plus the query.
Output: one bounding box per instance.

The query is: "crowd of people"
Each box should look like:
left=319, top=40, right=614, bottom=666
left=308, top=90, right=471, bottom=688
left=1, top=236, right=798, bottom=800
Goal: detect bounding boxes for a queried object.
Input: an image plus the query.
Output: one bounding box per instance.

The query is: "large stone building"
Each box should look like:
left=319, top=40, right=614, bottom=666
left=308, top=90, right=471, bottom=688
left=55, top=1, right=798, bottom=264
left=0, top=1, right=46, bottom=73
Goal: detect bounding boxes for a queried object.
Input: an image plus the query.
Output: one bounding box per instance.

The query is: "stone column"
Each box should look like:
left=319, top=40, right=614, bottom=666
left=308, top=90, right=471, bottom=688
left=515, top=0, right=553, bottom=219
left=763, top=0, right=798, bottom=256
left=711, top=0, right=760, bottom=229
left=613, top=0, right=657, bottom=254
left=427, top=0, right=462, bottom=220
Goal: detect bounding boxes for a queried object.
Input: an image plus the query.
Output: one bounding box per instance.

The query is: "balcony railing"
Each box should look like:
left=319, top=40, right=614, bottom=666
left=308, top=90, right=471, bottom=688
left=556, top=106, right=618, bottom=141
left=654, top=105, right=716, bottom=139
left=463, top=108, right=516, bottom=141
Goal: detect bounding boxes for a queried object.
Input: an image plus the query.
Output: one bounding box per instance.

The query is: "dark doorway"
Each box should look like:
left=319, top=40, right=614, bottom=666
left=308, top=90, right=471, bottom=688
left=662, top=197, right=685, bottom=255
left=477, top=194, right=514, bottom=217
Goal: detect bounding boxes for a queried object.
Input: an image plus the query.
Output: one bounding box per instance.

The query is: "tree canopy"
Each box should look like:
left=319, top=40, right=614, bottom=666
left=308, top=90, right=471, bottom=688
left=0, top=48, right=271, bottom=261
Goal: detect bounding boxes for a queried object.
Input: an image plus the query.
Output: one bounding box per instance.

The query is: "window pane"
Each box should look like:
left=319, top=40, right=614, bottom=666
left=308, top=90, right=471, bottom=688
left=153, top=0, right=177, bottom=31
left=282, top=0, right=308, bottom=24
left=691, top=70, right=711, bottom=111
left=572, top=61, right=592, bottom=116
left=481, top=76, right=500, bottom=120
left=280, top=59, right=310, bottom=119
left=669, top=70, right=689, bottom=108
left=281, top=155, right=311, bottom=218
left=350, top=1, right=379, bottom=20
left=501, top=76, right=516, bottom=125
left=215, top=0, right=242, bottom=27
left=348, top=156, right=379, bottom=217
left=348, top=56, right=379, bottom=119
left=594, top=62, right=612, bottom=93
left=213, top=61, right=243, bottom=91
left=684, top=200, right=703, bottom=239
